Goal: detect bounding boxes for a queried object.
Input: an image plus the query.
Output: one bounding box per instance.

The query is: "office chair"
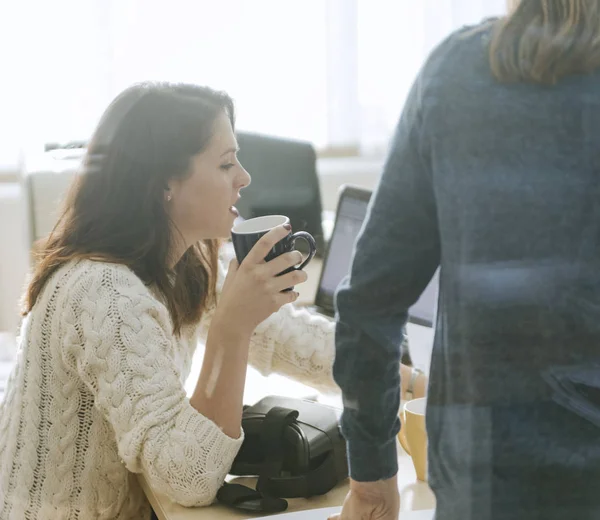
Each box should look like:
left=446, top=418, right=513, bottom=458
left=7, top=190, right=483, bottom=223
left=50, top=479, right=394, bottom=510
left=235, top=132, right=325, bottom=256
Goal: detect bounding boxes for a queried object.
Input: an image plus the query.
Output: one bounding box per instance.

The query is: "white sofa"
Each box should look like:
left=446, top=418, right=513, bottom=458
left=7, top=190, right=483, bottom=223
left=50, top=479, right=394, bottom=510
left=25, top=151, right=83, bottom=243
left=0, top=152, right=30, bottom=338
left=0, top=151, right=81, bottom=337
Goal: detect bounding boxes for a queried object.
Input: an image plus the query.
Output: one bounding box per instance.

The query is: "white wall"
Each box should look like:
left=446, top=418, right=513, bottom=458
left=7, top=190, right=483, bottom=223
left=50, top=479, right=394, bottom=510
left=317, top=157, right=383, bottom=211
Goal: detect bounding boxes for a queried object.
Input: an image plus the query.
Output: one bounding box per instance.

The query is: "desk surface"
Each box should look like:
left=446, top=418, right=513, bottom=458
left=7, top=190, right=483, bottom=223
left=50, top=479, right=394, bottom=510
left=141, top=450, right=435, bottom=520
left=139, top=258, right=436, bottom=519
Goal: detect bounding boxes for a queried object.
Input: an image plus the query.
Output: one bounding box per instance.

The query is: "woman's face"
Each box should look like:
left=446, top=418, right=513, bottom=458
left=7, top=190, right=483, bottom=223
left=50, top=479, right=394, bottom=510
left=166, top=111, right=251, bottom=248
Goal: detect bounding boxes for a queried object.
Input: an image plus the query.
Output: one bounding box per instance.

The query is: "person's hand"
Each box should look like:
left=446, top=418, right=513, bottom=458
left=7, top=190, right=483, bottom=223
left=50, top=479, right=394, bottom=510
left=215, top=224, right=308, bottom=337
left=400, top=365, right=428, bottom=401
left=329, top=477, right=400, bottom=520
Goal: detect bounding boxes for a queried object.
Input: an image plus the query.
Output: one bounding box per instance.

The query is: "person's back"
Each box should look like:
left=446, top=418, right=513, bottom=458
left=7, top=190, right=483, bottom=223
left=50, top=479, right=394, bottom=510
left=332, top=2, right=600, bottom=519
left=423, top=21, right=600, bottom=520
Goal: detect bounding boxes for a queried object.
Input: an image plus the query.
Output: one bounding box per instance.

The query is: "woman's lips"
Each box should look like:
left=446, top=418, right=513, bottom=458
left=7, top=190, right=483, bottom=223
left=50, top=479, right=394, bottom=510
left=229, top=206, right=240, bottom=217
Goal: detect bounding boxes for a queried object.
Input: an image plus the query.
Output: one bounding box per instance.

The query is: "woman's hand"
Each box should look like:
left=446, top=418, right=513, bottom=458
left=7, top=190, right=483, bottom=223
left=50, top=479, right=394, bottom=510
left=214, top=224, right=308, bottom=338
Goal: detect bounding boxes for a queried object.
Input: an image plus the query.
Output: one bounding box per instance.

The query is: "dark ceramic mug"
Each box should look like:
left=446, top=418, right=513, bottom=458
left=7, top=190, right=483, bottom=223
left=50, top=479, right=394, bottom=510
left=231, top=215, right=316, bottom=289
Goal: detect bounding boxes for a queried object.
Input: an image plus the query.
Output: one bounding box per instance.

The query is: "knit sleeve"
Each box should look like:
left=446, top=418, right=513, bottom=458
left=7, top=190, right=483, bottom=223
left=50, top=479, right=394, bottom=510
left=248, top=303, right=337, bottom=393
left=199, top=260, right=338, bottom=394
left=61, top=264, right=243, bottom=507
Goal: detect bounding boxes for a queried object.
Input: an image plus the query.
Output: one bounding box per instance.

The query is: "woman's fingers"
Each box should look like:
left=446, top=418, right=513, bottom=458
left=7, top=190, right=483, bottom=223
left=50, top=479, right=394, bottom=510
left=272, top=268, right=308, bottom=293
left=274, top=288, right=301, bottom=307
left=266, top=250, right=304, bottom=276
left=243, top=225, right=290, bottom=265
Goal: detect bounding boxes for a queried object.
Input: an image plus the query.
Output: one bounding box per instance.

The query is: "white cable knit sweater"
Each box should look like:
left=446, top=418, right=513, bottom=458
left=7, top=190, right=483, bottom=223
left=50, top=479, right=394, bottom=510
left=0, top=259, right=336, bottom=520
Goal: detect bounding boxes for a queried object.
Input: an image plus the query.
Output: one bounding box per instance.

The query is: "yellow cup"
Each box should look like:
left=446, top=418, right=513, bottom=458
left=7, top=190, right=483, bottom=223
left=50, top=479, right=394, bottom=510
left=398, top=397, right=428, bottom=482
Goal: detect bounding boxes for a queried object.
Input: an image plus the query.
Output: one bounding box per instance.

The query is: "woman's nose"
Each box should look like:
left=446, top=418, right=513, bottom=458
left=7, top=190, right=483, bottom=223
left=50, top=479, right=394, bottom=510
left=238, top=165, right=251, bottom=188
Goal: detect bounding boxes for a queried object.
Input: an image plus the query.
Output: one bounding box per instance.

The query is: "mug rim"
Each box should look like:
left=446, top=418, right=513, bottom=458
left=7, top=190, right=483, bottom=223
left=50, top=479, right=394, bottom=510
left=404, top=397, right=427, bottom=416
left=232, top=215, right=289, bottom=234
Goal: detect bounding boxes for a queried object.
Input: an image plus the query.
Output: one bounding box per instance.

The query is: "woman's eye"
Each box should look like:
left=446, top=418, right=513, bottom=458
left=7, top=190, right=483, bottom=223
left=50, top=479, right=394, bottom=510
left=220, top=163, right=235, bottom=171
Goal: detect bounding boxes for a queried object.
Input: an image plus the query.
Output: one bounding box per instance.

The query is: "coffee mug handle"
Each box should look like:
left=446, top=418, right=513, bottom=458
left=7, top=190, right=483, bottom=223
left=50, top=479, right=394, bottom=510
left=290, top=231, right=317, bottom=270
left=398, top=408, right=412, bottom=456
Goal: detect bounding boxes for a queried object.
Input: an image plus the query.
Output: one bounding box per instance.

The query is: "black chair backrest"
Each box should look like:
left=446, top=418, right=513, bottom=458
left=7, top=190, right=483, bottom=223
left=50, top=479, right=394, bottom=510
left=236, top=132, right=325, bottom=256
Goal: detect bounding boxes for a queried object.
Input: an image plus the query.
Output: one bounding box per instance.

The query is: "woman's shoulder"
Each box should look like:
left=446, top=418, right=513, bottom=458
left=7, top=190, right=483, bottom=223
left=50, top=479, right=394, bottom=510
left=51, top=258, right=155, bottom=304
left=49, top=258, right=177, bottom=333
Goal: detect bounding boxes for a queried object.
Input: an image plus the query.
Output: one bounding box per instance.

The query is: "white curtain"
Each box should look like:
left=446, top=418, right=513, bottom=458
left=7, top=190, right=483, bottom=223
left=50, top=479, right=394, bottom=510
left=0, top=0, right=507, bottom=155
left=356, top=0, right=507, bottom=154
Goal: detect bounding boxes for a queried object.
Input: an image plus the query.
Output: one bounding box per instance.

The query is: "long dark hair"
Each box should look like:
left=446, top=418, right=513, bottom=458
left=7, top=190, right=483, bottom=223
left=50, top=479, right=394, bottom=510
left=24, top=82, right=235, bottom=335
left=490, top=0, right=600, bottom=84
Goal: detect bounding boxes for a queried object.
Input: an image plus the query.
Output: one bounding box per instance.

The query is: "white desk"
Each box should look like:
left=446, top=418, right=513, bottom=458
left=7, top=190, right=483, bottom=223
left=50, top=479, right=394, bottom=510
left=140, top=450, right=435, bottom=520
left=139, top=258, right=436, bottom=519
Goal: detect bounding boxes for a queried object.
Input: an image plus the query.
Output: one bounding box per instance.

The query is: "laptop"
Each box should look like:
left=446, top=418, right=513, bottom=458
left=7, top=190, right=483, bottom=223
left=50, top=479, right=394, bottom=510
left=310, top=185, right=438, bottom=328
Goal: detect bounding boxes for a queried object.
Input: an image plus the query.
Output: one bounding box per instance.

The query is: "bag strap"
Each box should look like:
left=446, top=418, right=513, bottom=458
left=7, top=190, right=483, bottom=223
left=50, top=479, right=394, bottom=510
left=217, top=406, right=298, bottom=514
left=261, top=450, right=339, bottom=498
left=257, top=406, right=299, bottom=493
left=216, top=483, right=287, bottom=513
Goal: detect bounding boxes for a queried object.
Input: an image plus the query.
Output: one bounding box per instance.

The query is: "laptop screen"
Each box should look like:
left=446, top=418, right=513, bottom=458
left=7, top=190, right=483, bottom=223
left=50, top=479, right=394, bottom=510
left=319, top=195, right=369, bottom=298
left=315, top=186, right=438, bottom=327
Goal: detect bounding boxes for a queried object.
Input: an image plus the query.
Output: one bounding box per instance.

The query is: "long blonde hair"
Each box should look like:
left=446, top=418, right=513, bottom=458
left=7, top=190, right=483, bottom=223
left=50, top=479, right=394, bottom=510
left=490, top=0, right=600, bottom=84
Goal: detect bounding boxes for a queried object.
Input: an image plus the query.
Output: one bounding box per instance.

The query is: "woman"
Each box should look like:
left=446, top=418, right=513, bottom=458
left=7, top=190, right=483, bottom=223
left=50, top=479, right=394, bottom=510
left=0, top=83, right=426, bottom=520
left=331, top=1, right=600, bottom=519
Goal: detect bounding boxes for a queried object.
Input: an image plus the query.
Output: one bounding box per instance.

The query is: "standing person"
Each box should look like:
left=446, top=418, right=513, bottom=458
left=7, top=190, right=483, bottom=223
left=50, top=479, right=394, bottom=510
left=331, top=1, right=600, bottom=519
